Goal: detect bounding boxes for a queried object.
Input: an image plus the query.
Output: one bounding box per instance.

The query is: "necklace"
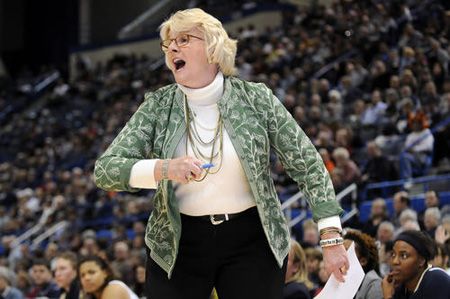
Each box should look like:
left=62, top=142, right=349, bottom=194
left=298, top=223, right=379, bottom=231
left=184, top=96, right=223, bottom=181
left=412, top=264, right=432, bottom=293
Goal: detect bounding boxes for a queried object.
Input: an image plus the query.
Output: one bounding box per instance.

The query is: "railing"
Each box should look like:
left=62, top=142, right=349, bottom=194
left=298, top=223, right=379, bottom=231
left=0, top=70, right=60, bottom=125
left=118, top=0, right=185, bottom=40
left=10, top=201, right=59, bottom=248
left=281, top=191, right=307, bottom=228
left=336, top=183, right=357, bottom=206
left=31, top=221, right=68, bottom=250
left=312, top=49, right=359, bottom=80
left=364, top=173, right=450, bottom=199
left=282, top=170, right=450, bottom=230
left=33, top=70, right=60, bottom=94
left=281, top=183, right=357, bottom=231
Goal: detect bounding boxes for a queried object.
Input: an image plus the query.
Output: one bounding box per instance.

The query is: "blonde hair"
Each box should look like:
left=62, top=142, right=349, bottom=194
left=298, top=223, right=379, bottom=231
left=159, top=8, right=237, bottom=76
left=287, top=240, right=314, bottom=290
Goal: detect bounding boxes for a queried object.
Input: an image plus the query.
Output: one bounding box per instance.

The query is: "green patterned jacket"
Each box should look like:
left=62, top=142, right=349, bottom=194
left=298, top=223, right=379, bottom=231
left=94, top=76, right=343, bottom=277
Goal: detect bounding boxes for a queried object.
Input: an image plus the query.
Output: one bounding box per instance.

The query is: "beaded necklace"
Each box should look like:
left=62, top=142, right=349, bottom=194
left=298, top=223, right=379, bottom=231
left=184, top=95, right=223, bottom=181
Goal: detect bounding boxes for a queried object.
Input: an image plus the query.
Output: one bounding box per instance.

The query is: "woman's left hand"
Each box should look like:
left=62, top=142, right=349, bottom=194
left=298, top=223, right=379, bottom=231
left=322, top=243, right=349, bottom=283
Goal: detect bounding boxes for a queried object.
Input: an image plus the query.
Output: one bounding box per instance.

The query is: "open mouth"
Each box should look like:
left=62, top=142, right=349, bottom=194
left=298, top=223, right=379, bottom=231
left=174, top=59, right=186, bottom=71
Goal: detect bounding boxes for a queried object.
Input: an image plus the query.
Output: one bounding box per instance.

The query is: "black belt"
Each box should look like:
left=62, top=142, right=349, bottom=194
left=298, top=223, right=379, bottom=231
left=182, top=207, right=257, bottom=225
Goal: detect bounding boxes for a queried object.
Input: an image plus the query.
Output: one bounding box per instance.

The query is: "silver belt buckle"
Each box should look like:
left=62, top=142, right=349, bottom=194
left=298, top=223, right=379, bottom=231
left=210, top=215, right=224, bottom=225
left=210, top=214, right=228, bottom=225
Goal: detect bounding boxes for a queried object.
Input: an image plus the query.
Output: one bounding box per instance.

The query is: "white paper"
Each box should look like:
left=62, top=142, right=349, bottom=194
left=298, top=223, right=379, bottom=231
left=314, top=242, right=365, bottom=299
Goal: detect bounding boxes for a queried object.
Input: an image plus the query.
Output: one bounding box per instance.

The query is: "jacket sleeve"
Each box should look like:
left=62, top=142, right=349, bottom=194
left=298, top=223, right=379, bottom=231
left=365, top=277, right=383, bottom=299
left=94, top=93, right=157, bottom=192
left=265, top=86, right=343, bottom=221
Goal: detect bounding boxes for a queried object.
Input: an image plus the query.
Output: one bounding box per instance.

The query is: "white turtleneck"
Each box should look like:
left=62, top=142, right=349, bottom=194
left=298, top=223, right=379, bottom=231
left=129, top=72, right=256, bottom=215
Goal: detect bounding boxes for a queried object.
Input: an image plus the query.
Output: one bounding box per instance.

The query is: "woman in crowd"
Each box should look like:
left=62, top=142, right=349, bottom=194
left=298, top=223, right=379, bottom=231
left=132, top=264, right=145, bottom=298
left=382, top=230, right=450, bottom=299
left=53, top=251, right=80, bottom=299
left=94, top=7, right=348, bottom=299
left=283, top=239, right=313, bottom=299
left=78, top=255, right=138, bottom=299
left=343, top=230, right=383, bottom=299
left=432, top=242, right=449, bottom=273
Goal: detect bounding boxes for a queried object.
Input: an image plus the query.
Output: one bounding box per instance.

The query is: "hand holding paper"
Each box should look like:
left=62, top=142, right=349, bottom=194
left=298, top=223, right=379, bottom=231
left=314, top=242, right=365, bottom=299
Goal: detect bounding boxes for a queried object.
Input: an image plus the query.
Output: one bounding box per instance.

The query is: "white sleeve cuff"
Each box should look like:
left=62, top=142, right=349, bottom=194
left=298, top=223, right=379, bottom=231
left=317, top=216, right=342, bottom=232
left=129, top=159, right=158, bottom=189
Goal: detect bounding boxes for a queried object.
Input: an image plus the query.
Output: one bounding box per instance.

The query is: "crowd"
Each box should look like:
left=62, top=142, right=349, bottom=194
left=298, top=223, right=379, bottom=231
left=1, top=0, right=450, bottom=298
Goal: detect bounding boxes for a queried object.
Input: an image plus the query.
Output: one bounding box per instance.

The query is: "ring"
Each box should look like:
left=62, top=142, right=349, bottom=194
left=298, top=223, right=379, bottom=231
left=186, top=174, right=193, bottom=182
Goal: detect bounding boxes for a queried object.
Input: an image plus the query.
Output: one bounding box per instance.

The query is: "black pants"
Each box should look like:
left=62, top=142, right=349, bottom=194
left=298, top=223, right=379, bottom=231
left=145, top=207, right=287, bottom=299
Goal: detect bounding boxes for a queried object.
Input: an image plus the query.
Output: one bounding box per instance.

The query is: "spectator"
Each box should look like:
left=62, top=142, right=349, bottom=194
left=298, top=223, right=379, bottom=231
left=78, top=255, right=138, bottom=299
left=132, top=264, right=145, bottom=299
left=377, top=221, right=395, bottom=277
left=301, top=219, right=319, bottom=248
left=304, top=248, right=322, bottom=290
left=362, top=198, right=390, bottom=237
left=361, top=141, right=398, bottom=198
left=432, top=242, right=449, bottom=273
left=423, top=207, right=441, bottom=237
left=398, top=208, right=417, bottom=225
left=424, top=190, right=440, bottom=209
left=331, top=147, right=361, bottom=187
left=283, top=240, right=313, bottom=299
left=435, top=222, right=450, bottom=246
left=399, top=113, right=434, bottom=180
left=111, top=241, right=133, bottom=286
left=374, top=123, right=402, bottom=157
left=79, top=235, right=100, bottom=257
left=0, top=266, right=24, bottom=299
left=418, top=190, right=440, bottom=228
left=53, top=251, right=80, bottom=299
left=14, top=270, right=31, bottom=296
left=382, top=230, right=450, bottom=299
left=361, top=89, right=387, bottom=126
left=318, top=148, right=335, bottom=173
left=401, top=219, right=421, bottom=232
left=420, top=81, right=440, bottom=115
left=433, top=93, right=450, bottom=165
left=26, top=258, right=61, bottom=299
left=391, top=191, right=410, bottom=228
left=312, top=260, right=330, bottom=298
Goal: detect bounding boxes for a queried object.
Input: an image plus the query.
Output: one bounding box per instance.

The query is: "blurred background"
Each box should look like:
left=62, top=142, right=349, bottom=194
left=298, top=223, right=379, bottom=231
left=1, top=0, right=450, bottom=298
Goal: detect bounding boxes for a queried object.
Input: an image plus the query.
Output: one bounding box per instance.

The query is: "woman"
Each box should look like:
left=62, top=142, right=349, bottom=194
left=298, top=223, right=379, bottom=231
left=382, top=230, right=450, bottom=299
left=362, top=198, right=389, bottom=238
left=132, top=264, right=145, bottom=298
left=284, top=240, right=313, bottom=299
left=312, top=260, right=330, bottom=297
left=343, top=230, right=382, bottom=299
left=54, top=251, right=80, bottom=299
left=78, top=255, right=138, bottom=299
left=94, top=8, right=348, bottom=299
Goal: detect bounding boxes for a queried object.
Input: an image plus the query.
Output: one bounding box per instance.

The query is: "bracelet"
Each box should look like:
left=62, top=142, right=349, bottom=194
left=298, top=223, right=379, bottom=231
left=161, top=159, right=170, bottom=180
left=320, top=227, right=342, bottom=236
left=319, top=237, right=344, bottom=248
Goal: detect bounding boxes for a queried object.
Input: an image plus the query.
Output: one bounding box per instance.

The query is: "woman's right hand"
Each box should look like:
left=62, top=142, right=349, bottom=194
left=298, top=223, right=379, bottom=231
left=381, top=273, right=395, bottom=299
left=156, top=156, right=203, bottom=184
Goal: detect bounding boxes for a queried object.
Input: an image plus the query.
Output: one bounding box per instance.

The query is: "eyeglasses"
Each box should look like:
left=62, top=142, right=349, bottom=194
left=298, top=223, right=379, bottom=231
left=160, top=34, right=204, bottom=51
